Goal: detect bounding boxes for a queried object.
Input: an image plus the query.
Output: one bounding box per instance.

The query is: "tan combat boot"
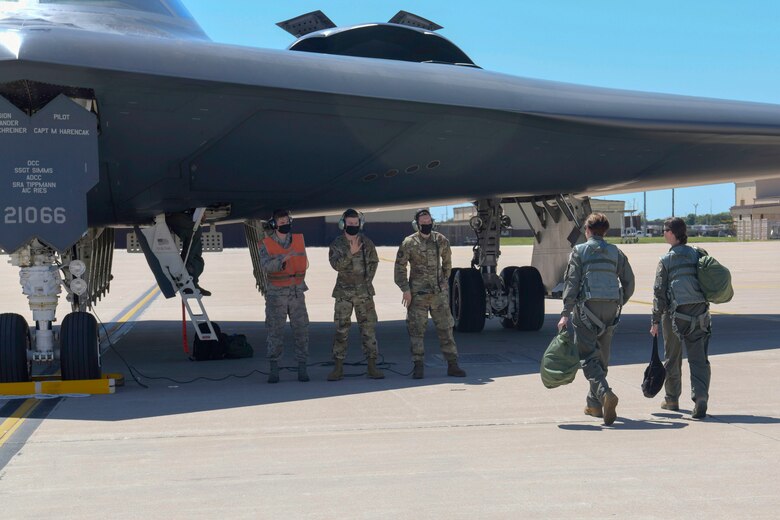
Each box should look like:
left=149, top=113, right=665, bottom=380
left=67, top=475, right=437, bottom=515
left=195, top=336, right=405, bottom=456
left=660, top=398, right=679, bottom=411
left=327, top=359, right=343, bottom=381
left=691, top=399, right=708, bottom=419
left=584, top=406, right=603, bottom=418
left=267, top=361, right=279, bottom=384
left=367, top=359, right=385, bottom=379
left=412, top=360, right=424, bottom=379
left=447, top=361, right=466, bottom=377
left=297, top=362, right=310, bottom=382
left=602, top=390, right=619, bottom=426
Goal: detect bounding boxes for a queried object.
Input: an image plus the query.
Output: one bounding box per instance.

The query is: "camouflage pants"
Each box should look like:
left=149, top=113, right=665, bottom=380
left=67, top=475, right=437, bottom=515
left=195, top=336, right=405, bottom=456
left=572, top=301, right=620, bottom=408
left=662, top=302, right=711, bottom=403
left=406, top=291, right=457, bottom=362
left=265, top=289, right=309, bottom=362
left=332, top=294, right=379, bottom=360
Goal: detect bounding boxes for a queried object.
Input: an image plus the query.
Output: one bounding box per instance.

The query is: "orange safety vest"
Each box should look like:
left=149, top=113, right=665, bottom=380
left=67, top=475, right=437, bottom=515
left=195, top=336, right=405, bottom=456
left=261, top=234, right=307, bottom=287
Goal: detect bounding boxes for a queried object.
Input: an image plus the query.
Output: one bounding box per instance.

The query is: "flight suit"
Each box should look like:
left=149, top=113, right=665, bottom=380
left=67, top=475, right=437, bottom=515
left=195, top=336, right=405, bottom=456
left=329, top=234, right=380, bottom=360
left=166, top=211, right=204, bottom=288
left=562, top=237, right=635, bottom=410
left=258, top=233, right=309, bottom=363
left=653, top=245, right=711, bottom=405
left=394, top=231, right=459, bottom=362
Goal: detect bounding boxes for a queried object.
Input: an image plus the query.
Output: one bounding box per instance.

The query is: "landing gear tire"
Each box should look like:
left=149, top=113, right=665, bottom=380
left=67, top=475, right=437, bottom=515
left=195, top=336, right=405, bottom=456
left=60, top=312, right=100, bottom=380
left=499, top=266, right=520, bottom=329
left=0, top=313, right=31, bottom=383
left=448, top=267, right=461, bottom=295
left=510, top=267, right=545, bottom=331
left=452, top=268, right=486, bottom=333
left=448, top=267, right=461, bottom=318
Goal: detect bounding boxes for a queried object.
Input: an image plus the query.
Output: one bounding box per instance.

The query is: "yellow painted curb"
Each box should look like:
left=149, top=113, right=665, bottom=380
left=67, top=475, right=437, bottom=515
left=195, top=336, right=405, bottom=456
left=0, top=374, right=122, bottom=396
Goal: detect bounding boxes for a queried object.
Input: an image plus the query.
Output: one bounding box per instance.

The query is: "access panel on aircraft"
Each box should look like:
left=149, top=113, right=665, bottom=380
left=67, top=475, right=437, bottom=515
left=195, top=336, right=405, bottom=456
left=0, top=94, right=98, bottom=252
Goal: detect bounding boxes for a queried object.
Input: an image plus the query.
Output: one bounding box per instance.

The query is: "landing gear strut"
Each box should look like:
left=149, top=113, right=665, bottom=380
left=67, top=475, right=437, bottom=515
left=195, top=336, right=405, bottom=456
left=449, top=198, right=545, bottom=332
left=0, top=236, right=108, bottom=383
left=450, top=195, right=590, bottom=333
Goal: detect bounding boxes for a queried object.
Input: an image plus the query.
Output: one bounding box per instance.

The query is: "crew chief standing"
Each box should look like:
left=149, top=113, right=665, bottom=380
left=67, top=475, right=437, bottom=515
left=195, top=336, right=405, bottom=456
left=327, top=209, right=384, bottom=381
left=258, top=209, right=310, bottom=383
left=394, top=209, right=466, bottom=379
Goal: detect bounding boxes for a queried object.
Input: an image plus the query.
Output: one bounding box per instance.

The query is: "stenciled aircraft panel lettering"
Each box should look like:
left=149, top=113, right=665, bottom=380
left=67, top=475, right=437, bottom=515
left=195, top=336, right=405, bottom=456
left=0, top=95, right=98, bottom=252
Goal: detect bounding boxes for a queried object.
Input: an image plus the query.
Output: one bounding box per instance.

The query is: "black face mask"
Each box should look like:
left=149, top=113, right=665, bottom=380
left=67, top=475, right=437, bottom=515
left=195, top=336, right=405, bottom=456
left=345, top=225, right=360, bottom=236
left=277, top=224, right=291, bottom=234
left=419, top=224, right=433, bottom=235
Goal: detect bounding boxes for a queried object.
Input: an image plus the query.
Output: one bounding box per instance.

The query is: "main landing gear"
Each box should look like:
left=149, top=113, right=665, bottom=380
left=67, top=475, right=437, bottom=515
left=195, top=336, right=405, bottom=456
left=449, top=195, right=591, bottom=333
left=0, top=231, right=114, bottom=383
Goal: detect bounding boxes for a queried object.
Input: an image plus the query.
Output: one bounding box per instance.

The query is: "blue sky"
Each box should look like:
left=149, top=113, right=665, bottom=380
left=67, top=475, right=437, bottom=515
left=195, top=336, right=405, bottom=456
left=183, top=1, right=780, bottom=220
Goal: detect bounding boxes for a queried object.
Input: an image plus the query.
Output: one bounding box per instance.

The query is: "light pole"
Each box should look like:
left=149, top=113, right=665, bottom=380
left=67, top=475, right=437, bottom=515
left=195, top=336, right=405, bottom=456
left=672, top=188, right=675, bottom=217
left=693, top=202, right=698, bottom=221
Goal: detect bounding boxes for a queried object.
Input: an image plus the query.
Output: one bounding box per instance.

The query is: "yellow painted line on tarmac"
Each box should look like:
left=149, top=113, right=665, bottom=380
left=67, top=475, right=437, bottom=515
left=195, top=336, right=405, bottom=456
left=0, top=399, right=40, bottom=448
left=0, top=288, right=157, bottom=447
left=112, top=286, right=160, bottom=329
left=379, top=256, right=395, bottom=263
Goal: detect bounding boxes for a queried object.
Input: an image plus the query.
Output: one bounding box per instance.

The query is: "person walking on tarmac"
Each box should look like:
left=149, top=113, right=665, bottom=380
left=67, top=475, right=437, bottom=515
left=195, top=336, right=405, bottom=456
left=258, top=209, right=310, bottom=383
left=558, top=213, right=635, bottom=426
left=327, top=209, right=384, bottom=381
left=394, top=209, right=466, bottom=379
left=650, top=217, right=711, bottom=419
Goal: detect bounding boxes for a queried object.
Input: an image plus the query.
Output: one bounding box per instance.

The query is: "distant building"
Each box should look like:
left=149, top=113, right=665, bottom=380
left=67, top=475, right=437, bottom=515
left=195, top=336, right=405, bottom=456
left=731, top=179, right=780, bottom=240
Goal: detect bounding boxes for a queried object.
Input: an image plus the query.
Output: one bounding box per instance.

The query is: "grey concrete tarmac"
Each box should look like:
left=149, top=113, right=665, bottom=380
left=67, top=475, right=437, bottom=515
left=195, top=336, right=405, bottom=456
left=1, top=242, right=779, bottom=519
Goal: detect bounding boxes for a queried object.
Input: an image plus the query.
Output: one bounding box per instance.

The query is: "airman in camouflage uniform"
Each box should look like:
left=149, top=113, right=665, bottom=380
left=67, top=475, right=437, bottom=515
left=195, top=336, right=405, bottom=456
left=394, top=209, right=466, bottom=379
left=327, top=209, right=384, bottom=381
left=258, top=209, right=310, bottom=384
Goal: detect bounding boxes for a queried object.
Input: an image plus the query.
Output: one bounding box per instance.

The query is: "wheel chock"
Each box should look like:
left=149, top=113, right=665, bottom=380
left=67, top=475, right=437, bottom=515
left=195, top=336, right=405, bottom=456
left=0, top=373, right=123, bottom=396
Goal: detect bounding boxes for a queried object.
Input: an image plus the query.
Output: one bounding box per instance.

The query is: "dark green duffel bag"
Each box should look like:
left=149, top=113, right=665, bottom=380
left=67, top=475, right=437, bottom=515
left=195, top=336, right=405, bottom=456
left=540, top=329, right=579, bottom=389
left=697, top=253, right=734, bottom=304
left=225, top=334, right=254, bottom=359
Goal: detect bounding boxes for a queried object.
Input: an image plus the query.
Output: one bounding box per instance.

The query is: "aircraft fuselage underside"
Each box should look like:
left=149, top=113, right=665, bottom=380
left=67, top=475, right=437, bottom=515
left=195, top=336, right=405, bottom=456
left=3, top=36, right=780, bottom=229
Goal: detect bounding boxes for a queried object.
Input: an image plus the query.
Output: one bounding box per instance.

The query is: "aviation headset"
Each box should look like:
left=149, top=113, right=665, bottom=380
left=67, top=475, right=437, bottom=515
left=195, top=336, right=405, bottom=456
left=411, top=208, right=436, bottom=232
left=338, top=208, right=365, bottom=231
left=268, top=209, right=293, bottom=230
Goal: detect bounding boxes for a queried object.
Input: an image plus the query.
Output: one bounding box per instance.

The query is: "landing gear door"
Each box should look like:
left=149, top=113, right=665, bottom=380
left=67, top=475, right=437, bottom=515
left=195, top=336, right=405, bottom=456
left=0, top=95, right=99, bottom=252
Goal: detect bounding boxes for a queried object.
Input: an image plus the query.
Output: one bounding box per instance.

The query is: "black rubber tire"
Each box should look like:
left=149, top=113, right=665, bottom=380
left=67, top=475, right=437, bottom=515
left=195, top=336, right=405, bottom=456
left=452, top=268, right=486, bottom=333
left=60, top=312, right=101, bottom=380
left=448, top=267, right=461, bottom=313
left=513, top=266, right=545, bottom=331
left=499, top=266, right=520, bottom=329
left=448, top=267, right=461, bottom=325
left=0, top=313, right=31, bottom=383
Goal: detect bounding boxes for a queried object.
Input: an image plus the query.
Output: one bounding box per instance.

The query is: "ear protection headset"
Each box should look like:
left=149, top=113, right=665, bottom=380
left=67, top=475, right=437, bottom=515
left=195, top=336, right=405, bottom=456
left=338, top=209, right=365, bottom=231
left=411, top=209, right=435, bottom=232
left=268, top=210, right=292, bottom=230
